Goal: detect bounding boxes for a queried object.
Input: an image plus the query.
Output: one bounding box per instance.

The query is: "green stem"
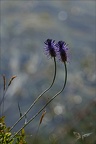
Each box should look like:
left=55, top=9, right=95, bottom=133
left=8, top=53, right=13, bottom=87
left=12, top=62, right=67, bottom=138
left=10, top=57, right=56, bottom=131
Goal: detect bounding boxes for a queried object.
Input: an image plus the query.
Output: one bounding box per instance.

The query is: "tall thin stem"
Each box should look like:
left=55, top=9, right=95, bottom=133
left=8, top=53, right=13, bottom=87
left=0, top=88, right=8, bottom=116
left=12, top=62, right=67, bottom=138
left=10, top=57, right=57, bottom=131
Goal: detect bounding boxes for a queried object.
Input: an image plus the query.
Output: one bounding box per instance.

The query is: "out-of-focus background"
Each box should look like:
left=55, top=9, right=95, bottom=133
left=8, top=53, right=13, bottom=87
left=0, top=1, right=96, bottom=143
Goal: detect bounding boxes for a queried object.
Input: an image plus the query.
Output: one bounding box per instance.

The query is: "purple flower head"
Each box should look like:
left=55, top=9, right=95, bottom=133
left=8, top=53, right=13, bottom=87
left=44, top=39, right=56, bottom=58
left=56, top=41, right=69, bottom=62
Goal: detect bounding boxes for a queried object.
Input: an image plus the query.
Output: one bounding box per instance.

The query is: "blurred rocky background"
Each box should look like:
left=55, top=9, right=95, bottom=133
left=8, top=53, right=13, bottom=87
left=0, top=1, right=96, bottom=143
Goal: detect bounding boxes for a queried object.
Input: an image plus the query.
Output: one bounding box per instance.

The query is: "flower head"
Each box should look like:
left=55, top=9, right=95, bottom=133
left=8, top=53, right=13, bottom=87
left=44, top=39, right=56, bottom=58
left=55, top=41, right=69, bottom=62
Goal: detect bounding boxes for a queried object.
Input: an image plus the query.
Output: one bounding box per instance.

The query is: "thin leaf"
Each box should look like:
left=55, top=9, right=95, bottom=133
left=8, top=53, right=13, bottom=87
left=18, top=102, right=22, bottom=117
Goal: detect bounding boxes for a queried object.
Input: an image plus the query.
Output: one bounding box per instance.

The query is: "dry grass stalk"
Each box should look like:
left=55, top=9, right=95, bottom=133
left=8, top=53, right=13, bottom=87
left=2, top=75, right=6, bottom=91
left=39, top=110, right=46, bottom=125
left=8, top=75, right=17, bottom=87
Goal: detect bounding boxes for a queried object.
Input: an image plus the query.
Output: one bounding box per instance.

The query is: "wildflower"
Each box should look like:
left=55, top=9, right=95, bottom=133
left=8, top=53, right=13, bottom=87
left=44, top=39, right=56, bottom=58
left=56, top=41, right=69, bottom=62
left=10, top=40, right=57, bottom=132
